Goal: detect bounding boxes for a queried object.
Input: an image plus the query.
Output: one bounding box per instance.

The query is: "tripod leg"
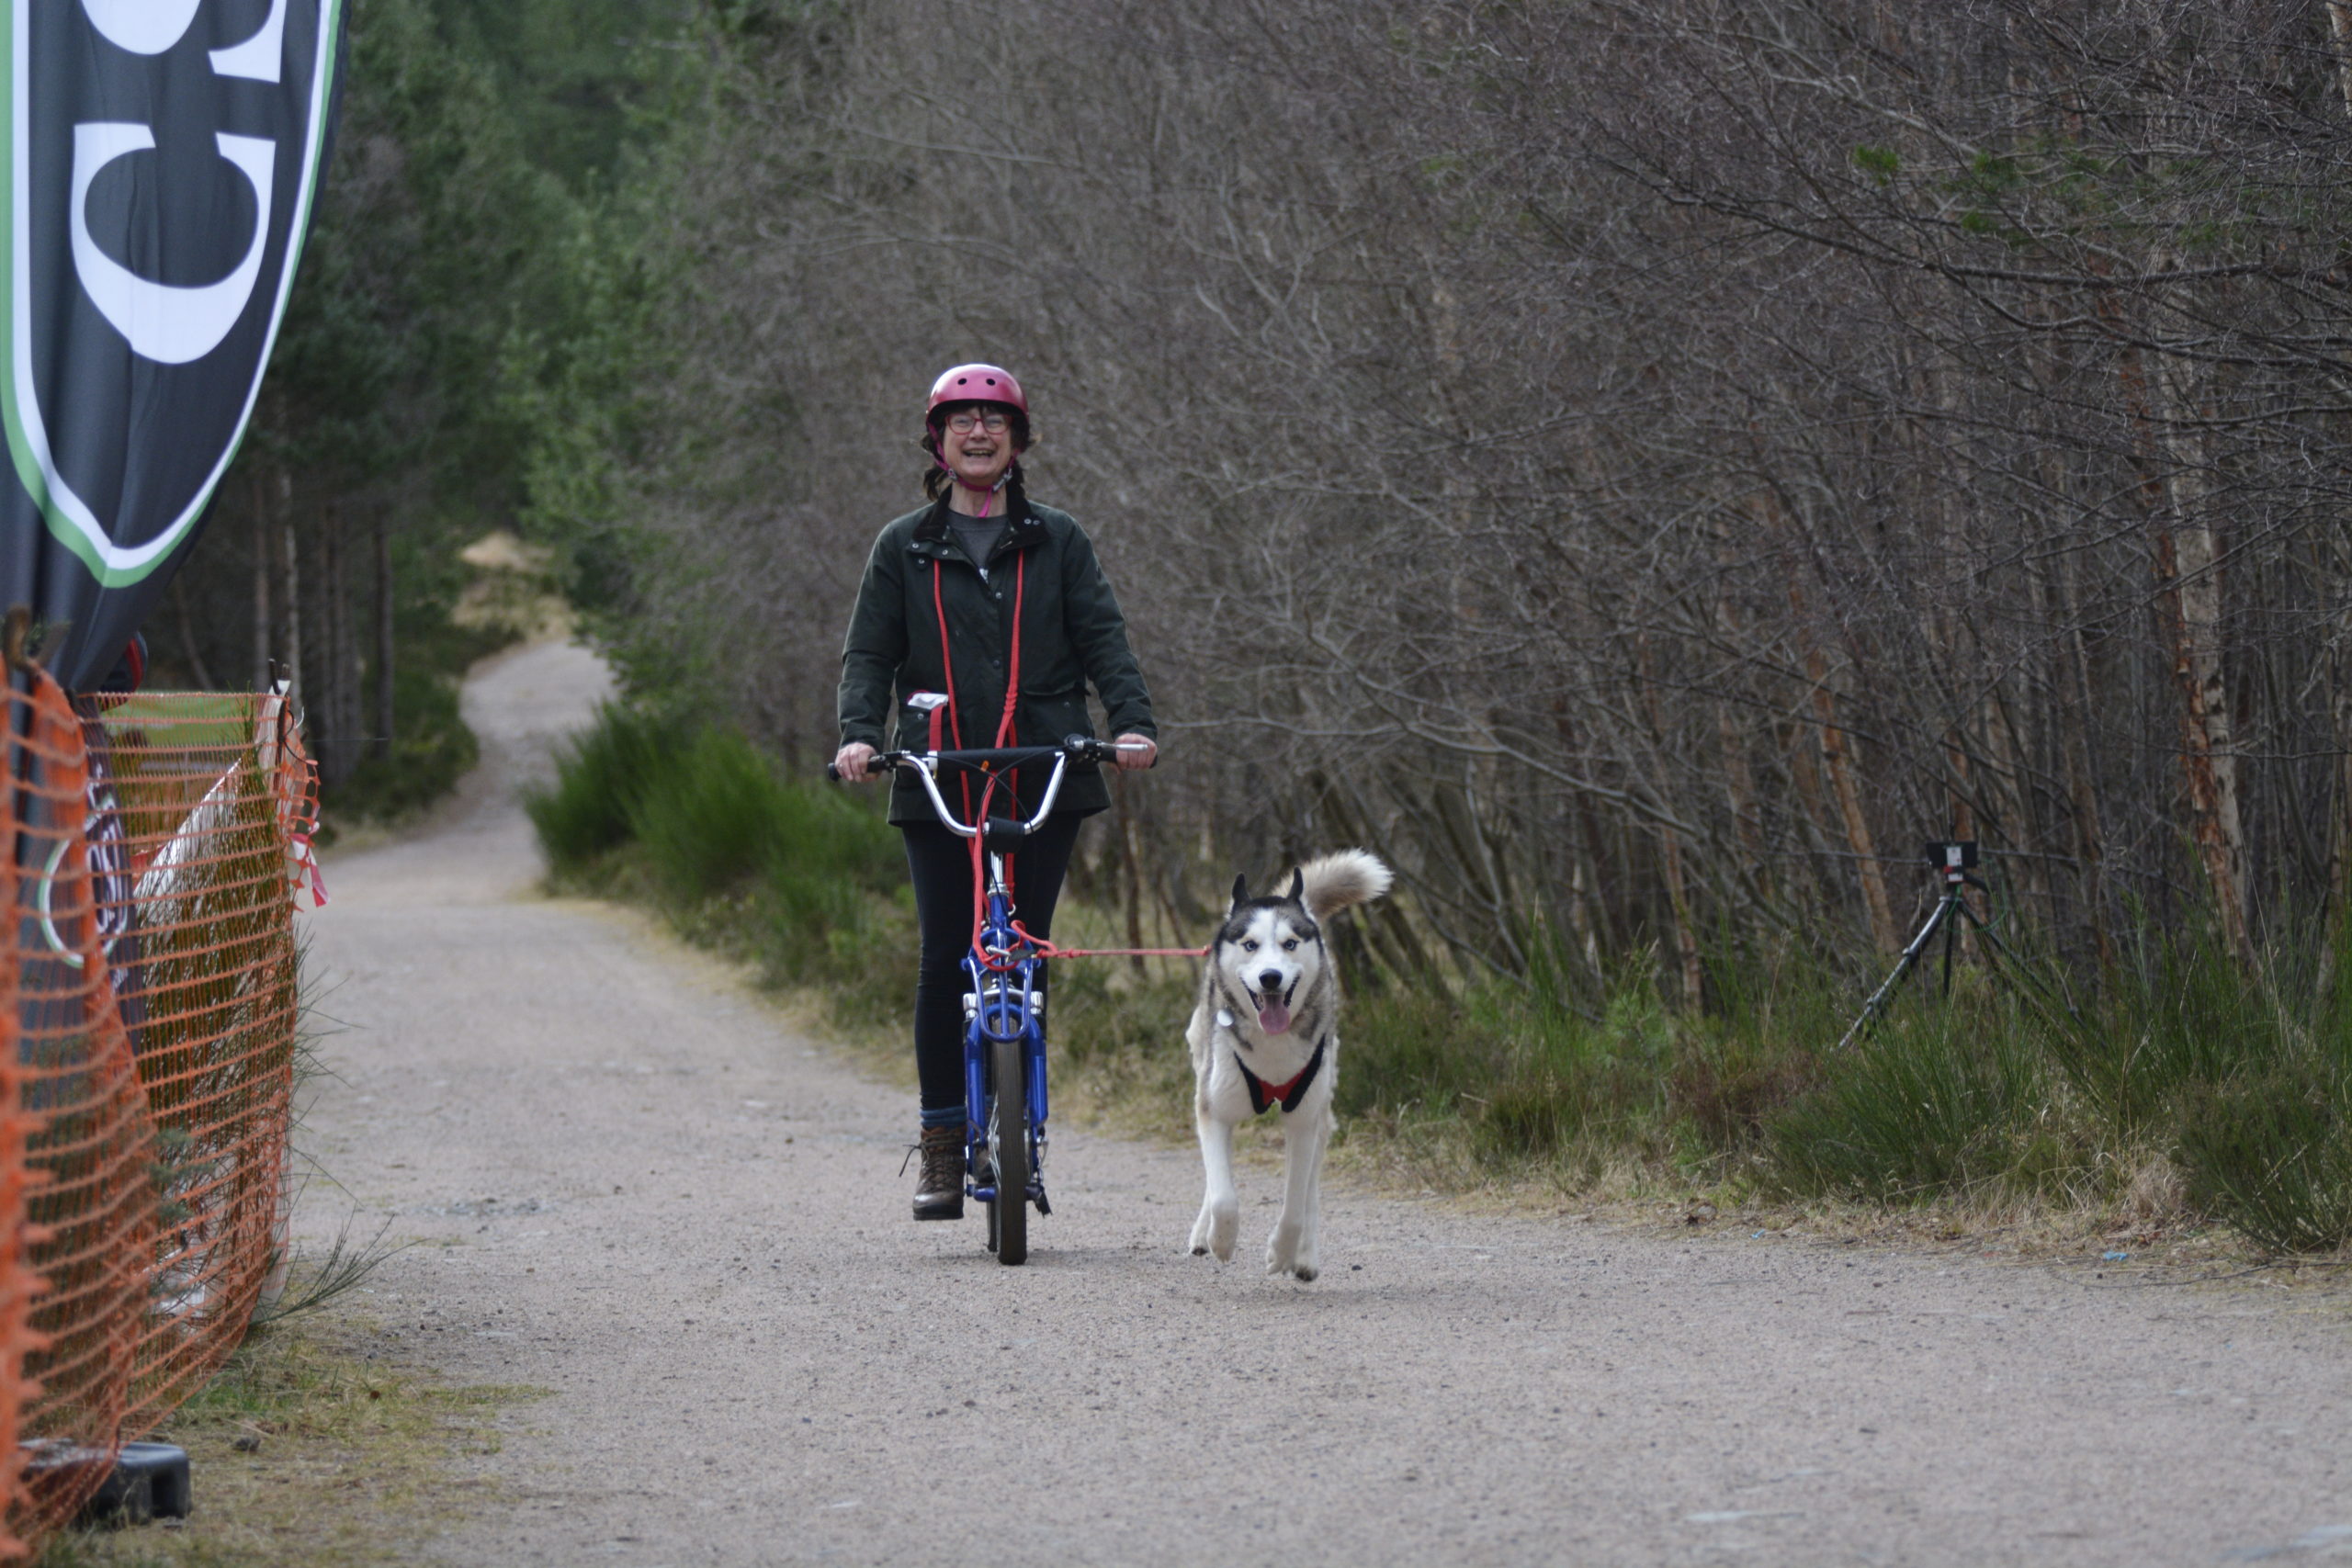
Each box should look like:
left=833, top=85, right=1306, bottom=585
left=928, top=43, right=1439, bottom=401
left=1953, top=900, right=2084, bottom=1026
left=1833, top=895, right=1956, bottom=1054
left=1939, top=897, right=1962, bottom=998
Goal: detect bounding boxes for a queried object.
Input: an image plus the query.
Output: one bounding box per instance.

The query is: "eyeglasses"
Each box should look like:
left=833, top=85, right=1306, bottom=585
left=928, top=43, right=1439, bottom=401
left=944, top=411, right=1012, bottom=434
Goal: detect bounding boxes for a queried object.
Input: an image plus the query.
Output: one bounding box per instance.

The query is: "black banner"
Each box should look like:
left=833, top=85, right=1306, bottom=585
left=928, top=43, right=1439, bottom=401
left=2, top=0, right=345, bottom=690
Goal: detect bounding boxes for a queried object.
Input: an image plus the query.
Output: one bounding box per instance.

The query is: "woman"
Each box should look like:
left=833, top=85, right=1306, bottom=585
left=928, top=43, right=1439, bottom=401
left=833, top=364, right=1158, bottom=1221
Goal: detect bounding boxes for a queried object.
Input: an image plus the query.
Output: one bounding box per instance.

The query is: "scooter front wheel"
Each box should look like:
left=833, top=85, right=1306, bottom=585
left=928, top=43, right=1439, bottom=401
left=987, top=1032, right=1029, bottom=1266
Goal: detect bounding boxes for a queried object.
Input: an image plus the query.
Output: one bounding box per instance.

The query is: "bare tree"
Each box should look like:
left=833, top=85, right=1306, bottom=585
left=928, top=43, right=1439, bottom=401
left=601, top=0, right=2352, bottom=1001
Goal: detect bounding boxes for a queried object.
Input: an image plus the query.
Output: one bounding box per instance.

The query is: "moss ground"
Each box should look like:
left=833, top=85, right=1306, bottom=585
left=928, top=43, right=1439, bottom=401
left=33, top=1315, right=545, bottom=1568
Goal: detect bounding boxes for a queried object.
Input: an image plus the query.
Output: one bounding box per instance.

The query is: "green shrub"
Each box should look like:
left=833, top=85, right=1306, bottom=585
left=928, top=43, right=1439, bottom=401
left=627, top=728, right=792, bottom=901
left=526, top=704, right=912, bottom=1009
left=1766, top=1002, right=2048, bottom=1202
left=525, top=703, right=684, bottom=872
left=2177, top=1063, right=2352, bottom=1254
left=1670, top=1031, right=1818, bottom=1153
left=1474, top=1077, right=1581, bottom=1159
left=2039, top=921, right=2297, bottom=1140
left=1340, top=976, right=1681, bottom=1163
left=1676, top=945, right=1851, bottom=1141
left=1050, top=962, right=1194, bottom=1071
left=1515, top=986, right=1679, bottom=1146
left=757, top=765, right=904, bottom=893
left=1321, top=990, right=1461, bottom=1116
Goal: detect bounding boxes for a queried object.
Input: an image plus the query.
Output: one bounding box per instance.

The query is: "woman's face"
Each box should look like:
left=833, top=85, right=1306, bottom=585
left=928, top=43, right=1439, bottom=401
left=934, top=402, right=1021, bottom=491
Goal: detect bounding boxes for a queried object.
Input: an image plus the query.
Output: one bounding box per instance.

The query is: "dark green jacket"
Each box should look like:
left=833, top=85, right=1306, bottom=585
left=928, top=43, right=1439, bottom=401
left=838, top=496, right=1158, bottom=825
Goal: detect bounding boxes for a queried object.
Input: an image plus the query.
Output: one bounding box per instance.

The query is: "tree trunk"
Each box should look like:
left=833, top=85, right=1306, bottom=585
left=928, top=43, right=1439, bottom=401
left=1635, top=637, right=1705, bottom=1004
left=1657, top=826, right=1704, bottom=1008
left=2324, top=629, right=2352, bottom=997
left=280, top=501, right=303, bottom=706
left=2329, top=2, right=2352, bottom=118
left=169, top=575, right=215, bottom=690
left=337, top=510, right=360, bottom=784
left=251, top=471, right=273, bottom=690
left=2148, top=344, right=2253, bottom=967
left=1804, top=638, right=1899, bottom=953
left=316, top=506, right=361, bottom=788
left=373, top=519, right=394, bottom=761
left=2057, top=542, right=2114, bottom=970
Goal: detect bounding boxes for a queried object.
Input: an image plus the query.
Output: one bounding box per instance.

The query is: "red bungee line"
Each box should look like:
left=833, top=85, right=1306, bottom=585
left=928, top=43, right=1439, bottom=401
left=932, top=539, right=1028, bottom=954
left=933, top=466, right=1194, bottom=965
left=1008, top=920, right=1209, bottom=962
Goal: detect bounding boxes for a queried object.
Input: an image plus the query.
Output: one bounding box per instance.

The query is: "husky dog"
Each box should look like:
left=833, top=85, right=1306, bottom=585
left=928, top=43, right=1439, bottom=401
left=1186, top=850, right=1393, bottom=1280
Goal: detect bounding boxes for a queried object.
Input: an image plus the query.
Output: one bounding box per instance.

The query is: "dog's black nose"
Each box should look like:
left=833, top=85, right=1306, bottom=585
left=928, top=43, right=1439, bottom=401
left=1259, top=970, right=1284, bottom=995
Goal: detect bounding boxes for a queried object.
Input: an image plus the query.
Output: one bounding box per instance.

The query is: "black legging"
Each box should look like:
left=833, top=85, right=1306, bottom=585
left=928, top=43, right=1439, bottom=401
left=901, top=812, right=1085, bottom=1123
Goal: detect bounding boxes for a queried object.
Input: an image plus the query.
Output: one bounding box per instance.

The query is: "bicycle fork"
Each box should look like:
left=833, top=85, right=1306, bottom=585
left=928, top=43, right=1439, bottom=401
left=962, top=976, right=1050, bottom=1210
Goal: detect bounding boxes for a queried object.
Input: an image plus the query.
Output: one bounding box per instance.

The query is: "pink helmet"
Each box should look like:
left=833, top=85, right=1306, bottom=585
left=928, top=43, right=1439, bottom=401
left=926, top=363, right=1027, bottom=423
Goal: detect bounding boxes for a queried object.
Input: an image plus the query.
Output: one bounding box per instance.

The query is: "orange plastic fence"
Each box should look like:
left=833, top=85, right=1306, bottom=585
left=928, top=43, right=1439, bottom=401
left=0, top=669, right=316, bottom=1553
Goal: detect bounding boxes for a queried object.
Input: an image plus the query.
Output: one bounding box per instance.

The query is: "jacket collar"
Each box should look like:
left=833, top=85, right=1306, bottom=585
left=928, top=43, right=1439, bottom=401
left=910, top=492, right=1049, bottom=563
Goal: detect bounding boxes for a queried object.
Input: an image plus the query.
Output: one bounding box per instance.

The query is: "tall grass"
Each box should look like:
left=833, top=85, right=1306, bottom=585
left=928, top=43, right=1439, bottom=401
left=1766, top=999, right=2056, bottom=1202
left=526, top=703, right=686, bottom=868
left=528, top=705, right=2352, bottom=1252
left=526, top=707, right=910, bottom=1008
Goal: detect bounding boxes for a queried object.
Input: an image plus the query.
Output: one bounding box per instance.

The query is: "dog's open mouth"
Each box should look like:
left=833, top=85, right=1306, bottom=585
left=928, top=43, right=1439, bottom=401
left=1250, top=991, right=1294, bottom=1036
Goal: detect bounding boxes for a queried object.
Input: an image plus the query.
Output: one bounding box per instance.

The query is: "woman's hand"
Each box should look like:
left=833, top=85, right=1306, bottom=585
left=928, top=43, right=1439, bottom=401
left=1113, top=734, right=1157, bottom=772
left=833, top=741, right=878, bottom=783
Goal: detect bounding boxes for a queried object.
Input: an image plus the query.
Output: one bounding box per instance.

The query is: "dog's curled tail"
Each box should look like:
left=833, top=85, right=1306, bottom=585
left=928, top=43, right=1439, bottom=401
left=1298, top=849, right=1393, bottom=919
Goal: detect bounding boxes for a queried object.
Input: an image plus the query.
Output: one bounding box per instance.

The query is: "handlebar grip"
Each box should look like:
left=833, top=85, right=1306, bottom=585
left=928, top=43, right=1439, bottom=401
left=1066, top=734, right=1157, bottom=767
left=826, top=763, right=842, bottom=783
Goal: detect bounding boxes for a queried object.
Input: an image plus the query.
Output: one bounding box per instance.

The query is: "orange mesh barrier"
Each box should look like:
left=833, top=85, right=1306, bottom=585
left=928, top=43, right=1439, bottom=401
left=0, top=669, right=316, bottom=1555
left=100, top=686, right=312, bottom=1434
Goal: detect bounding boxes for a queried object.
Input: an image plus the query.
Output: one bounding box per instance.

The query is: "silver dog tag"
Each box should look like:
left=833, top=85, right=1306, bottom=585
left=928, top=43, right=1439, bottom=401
left=1216, top=1009, right=1235, bottom=1031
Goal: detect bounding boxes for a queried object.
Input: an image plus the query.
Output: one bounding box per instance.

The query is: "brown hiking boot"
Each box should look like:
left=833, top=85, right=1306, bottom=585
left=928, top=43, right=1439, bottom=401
left=912, top=1125, right=965, bottom=1221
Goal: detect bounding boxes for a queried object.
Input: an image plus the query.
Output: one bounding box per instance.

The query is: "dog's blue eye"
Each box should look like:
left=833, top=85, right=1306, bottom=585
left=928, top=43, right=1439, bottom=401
left=1283, top=940, right=1298, bottom=952
left=1241, top=940, right=1258, bottom=952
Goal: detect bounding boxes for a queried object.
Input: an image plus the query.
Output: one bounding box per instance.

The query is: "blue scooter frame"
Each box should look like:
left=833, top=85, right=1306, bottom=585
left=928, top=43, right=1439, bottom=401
left=832, top=735, right=1126, bottom=1263
left=962, top=871, right=1048, bottom=1213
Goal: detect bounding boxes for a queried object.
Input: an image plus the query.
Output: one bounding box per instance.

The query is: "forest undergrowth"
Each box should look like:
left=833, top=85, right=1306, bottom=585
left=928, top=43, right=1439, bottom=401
left=527, top=705, right=2352, bottom=1266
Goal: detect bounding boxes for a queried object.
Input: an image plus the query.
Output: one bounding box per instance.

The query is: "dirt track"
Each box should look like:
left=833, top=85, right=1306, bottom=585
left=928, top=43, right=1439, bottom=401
left=294, top=638, right=2352, bottom=1567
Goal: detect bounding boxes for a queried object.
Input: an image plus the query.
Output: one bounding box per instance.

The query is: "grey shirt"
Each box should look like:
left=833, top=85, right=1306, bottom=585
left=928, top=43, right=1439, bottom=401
left=948, top=513, right=1009, bottom=579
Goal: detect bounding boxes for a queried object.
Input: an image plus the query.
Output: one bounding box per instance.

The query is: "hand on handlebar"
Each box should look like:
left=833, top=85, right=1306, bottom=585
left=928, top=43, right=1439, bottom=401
left=831, top=741, right=878, bottom=783
left=1112, top=733, right=1157, bottom=772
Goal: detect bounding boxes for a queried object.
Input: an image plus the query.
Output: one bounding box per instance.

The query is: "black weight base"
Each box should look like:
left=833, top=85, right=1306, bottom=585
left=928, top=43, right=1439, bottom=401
left=79, top=1442, right=191, bottom=1525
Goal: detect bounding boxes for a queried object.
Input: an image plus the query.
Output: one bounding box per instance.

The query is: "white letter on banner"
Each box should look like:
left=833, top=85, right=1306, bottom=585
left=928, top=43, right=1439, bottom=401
left=71, top=125, right=275, bottom=366
left=77, top=0, right=206, bottom=54
left=209, top=0, right=287, bottom=83
left=81, top=0, right=285, bottom=81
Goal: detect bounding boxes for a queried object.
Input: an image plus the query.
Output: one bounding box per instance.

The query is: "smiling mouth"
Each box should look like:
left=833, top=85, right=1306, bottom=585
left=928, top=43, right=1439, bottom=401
left=1247, top=985, right=1295, bottom=1035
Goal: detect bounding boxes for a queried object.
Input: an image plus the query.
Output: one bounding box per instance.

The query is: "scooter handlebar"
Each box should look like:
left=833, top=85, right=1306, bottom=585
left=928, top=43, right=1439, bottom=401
left=827, top=737, right=1148, bottom=783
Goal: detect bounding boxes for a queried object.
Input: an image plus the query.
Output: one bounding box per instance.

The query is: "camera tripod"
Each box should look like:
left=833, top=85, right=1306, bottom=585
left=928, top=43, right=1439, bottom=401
left=1832, top=841, right=2059, bottom=1054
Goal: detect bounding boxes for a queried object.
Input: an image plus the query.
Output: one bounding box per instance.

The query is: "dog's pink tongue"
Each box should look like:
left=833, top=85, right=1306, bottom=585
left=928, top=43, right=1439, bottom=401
left=1258, top=1001, right=1293, bottom=1035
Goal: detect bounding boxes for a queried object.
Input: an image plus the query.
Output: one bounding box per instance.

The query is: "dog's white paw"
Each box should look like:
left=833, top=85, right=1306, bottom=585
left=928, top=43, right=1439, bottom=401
left=1266, top=1226, right=1318, bottom=1281
left=1191, top=1202, right=1238, bottom=1261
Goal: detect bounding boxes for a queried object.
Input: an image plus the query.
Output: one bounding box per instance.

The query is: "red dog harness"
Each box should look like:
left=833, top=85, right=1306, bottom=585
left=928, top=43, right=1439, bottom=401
left=1237, top=1035, right=1328, bottom=1115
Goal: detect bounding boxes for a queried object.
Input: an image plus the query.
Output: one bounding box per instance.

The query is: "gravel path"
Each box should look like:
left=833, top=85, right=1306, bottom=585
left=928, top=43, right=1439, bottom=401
left=294, top=639, right=2352, bottom=1568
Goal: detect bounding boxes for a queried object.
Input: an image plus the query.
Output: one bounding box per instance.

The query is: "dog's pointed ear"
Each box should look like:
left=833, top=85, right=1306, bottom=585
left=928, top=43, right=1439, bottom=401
left=1284, top=868, right=1305, bottom=904
left=1230, top=874, right=1250, bottom=912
